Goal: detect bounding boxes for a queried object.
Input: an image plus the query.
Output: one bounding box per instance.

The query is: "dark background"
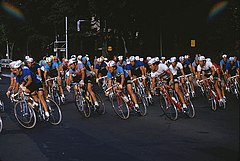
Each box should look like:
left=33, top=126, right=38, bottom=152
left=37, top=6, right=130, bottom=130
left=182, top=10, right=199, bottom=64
left=0, top=0, right=239, bottom=61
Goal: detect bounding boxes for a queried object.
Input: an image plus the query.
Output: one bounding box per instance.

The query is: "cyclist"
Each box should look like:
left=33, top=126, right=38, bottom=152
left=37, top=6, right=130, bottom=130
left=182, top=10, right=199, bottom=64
left=125, top=56, right=152, bottom=101
left=26, top=57, right=42, bottom=80
left=6, top=61, right=17, bottom=98
left=179, top=56, right=195, bottom=97
left=11, top=60, right=49, bottom=118
left=169, top=57, right=187, bottom=109
left=107, top=60, right=140, bottom=110
left=117, top=56, right=127, bottom=67
left=95, top=57, right=108, bottom=82
left=226, top=57, right=239, bottom=83
left=148, top=58, right=173, bottom=95
left=78, top=57, right=99, bottom=107
left=67, top=58, right=84, bottom=93
left=44, top=57, right=65, bottom=101
left=196, top=56, right=225, bottom=104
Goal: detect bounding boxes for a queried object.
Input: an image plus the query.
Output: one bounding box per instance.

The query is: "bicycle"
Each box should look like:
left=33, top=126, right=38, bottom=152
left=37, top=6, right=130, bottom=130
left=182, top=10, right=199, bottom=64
left=11, top=90, right=37, bottom=129
left=0, top=99, right=4, bottom=112
left=106, top=83, right=130, bottom=119
left=0, top=114, right=2, bottom=133
left=198, top=77, right=226, bottom=111
left=46, top=77, right=65, bottom=106
left=74, top=83, right=105, bottom=118
left=178, top=74, right=195, bottom=98
left=132, top=77, right=150, bottom=107
left=158, top=79, right=195, bottom=120
left=227, top=75, right=239, bottom=99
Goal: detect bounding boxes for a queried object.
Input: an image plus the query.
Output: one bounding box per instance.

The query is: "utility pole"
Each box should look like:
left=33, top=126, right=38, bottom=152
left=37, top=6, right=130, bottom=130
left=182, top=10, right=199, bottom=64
left=65, top=17, right=68, bottom=59
left=160, top=23, right=163, bottom=58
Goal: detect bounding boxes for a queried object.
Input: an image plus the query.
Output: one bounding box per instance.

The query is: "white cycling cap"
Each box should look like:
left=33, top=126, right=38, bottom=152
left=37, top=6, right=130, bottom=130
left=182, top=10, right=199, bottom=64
left=68, top=58, right=76, bottom=65
left=170, top=57, right=177, bottom=63
left=198, top=56, right=205, bottom=61
left=118, top=56, right=123, bottom=60
left=148, top=59, right=156, bottom=65
left=46, top=57, right=52, bottom=62
left=135, top=56, right=140, bottom=61
left=26, top=57, right=34, bottom=63
left=12, top=60, right=22, bottom=69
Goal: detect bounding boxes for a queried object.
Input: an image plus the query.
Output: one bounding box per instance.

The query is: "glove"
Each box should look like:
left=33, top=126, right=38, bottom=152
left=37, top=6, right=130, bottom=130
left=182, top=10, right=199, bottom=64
left=6, top=91, right=10, bottom=98
left=20, top=84, right=27, bottom=92
left=119, top=84, right=123, bottom=89
left=209, top=75, right=214, bottom=81
left=80, top=80, right=84, bottom=85
left=169, top=79, right=173, bottom=85
left=196, top=80, right=200, bottom=85
left=66, top=85, right=71, bottom=92
left=96, top=78, right=99, bottom=83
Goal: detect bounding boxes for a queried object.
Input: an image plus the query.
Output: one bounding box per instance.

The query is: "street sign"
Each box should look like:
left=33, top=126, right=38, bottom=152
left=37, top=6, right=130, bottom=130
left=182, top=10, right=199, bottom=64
left=191, top=40, right=196, bottom=47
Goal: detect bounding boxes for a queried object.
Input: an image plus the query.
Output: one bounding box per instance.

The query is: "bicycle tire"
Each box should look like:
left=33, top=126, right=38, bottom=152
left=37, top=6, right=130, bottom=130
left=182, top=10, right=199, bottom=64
left=52, top=90, right=61, bottom=106
left=110, top=93, right=130, bottom=120
left=47, top=99, right=62, bottom=125
left=234, top=81, right=239, bottom=99
left=0, top=100, right=4, bottom=112
left=209, top=92, right=217, bottom=111
left=14, top=102, right=37, bottom=129
left=159, top=95, right=178, bottom=121
left=136, top=93, right=147, bottom=116
left=0, top=115, right=3, bottom=133
left=184, top=97, right=195, bottom=118
left=95, top=93, right=106, bottom=115
left=75, top=94, right=91, bottom=118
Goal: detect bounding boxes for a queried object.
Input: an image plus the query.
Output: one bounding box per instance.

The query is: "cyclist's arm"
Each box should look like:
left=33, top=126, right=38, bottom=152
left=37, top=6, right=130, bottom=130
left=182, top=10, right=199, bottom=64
left=151, top=77, right=156, bottom=90
left=166, top=69, right=173, bottom=80
left=211, top=66, right=215, bottom=77
left=180, top=68, right=185, bottom=76
left=127, top=70, right=132, bottom=78
left=120, top=73, right=125, bottom=86
left=44, top=70, right=48, bottom=81
left=24, top=75, right=32, bottom=87
left=81, top=68, right=85, bottom=81
left=37, top=68, right=41, bottom=77
left=188, top=64, right=194, bottom=74
left=56, top=67, right=61, bottom=77
left=140, top=66, right=145, bottom=76
left=95, top=68, right=99, bottom=78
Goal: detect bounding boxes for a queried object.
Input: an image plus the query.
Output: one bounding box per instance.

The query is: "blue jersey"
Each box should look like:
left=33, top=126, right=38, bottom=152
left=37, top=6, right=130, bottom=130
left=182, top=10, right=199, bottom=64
left=226, top=62, right=239, bottom=71
left=95, top=62, right=107, bottom=70
left=125, top=61, right=143, bottom=76
left=220, top=59, right=229, bottom=71
left=44, top=62, right=59, bottom=71
left=16, top=68, right=41, bottom=84
left=182, top=60, right=191, bottom=74
left=107, top=66, right=128, bottom=79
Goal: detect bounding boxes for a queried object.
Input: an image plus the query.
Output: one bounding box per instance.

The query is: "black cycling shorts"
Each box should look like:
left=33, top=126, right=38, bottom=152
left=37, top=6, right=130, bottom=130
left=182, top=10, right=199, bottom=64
left=27, top=83, right=43, bottom=93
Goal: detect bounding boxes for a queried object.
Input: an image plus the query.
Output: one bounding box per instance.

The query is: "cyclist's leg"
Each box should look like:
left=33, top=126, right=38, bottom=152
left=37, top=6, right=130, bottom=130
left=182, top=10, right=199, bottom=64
left=188, top=75, right=195, bottom=92
left=180, top=77, right=187, bottom=94
left=57, top=79, right=64, bottom=95
left=87, top=82, right=97, bottom=104
left=127, top=84, right=138, bottom=105
left=214, top=80, right=223, bottom=100
left=174, top=82, right=186, bottom=106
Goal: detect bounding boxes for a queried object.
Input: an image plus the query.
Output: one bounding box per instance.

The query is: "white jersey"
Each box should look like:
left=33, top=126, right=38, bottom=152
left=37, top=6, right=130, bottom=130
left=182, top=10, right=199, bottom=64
left=169, top=62, right=183, bottom=76
left=197, top=61, right=215, bottom=72
left=150, top=64, right=169, bottom=78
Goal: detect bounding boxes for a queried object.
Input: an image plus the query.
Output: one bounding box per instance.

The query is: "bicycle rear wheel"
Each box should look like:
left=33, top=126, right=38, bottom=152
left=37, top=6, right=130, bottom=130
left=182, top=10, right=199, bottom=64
left=52, top=89, right=61, bottom=106
left=95, top=93, right=106, bottom=115
left=0, top=100, right=4, bottom=112
left=110, top=93, right=130, bottom=119
left=74, top=94, right=91, bottom=118
left=136, top=93, right=147, bottom=116
left=0, top=115, right=3, bottom=133
left=184, top=97, right=195, bottom=118
left=209, top=92, right=217, bottom=111
left=47, top=99, right=62, bottom=125
left=14, top=102, right=37, bottom=129
left=159, top=95, right=178, bottom=121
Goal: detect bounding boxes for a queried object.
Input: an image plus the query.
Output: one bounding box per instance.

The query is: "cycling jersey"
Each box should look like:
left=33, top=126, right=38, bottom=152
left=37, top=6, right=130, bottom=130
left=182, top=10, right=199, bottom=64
left=28, top=63, right=41, bottom=75
left=226, top=62, right=239, bottom=76
left=220, top=59, right=229, bottom=71
left=95, top=62, right=107, bottom=76
left=125, top=61, right=143, bottom=77
left=107, top=66, right=130, bottom=84
left=182, top=60, right=191, bottom=74
left=197, top=61, right=216, bottom=77
left=169, top=62, right=183, bottom=76
left=69, top=65, right=82, bottom=83
left=150, top=64, right=169, bottom=79
left=16, top=68, right=42, bottom=92
left=78, top=61, right=91, bottom=77
left=44, top=62, right=59, bottom=77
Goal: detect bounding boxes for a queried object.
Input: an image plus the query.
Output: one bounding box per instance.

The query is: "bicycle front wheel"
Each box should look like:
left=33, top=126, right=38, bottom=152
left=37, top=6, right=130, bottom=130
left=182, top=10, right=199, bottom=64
left=47, top=99, right=62, bottom=125
left=14, top=102, right=37, bottom=129
left=111, top=93, right=130, bottom=120
left=136, top=93, right=147, bottom=116
left=0, top=100, right=4, bottom=112
left=0, top=116, right=3, bottom=133
left=159, top=95, right=178, bottom=121
left=209, top=92, right=217, bottom=111
left=184, top=97, right=195, bottom=118
left=95, top=93, right=106, bottom=115
left=75, top=94, right=91, bottom=118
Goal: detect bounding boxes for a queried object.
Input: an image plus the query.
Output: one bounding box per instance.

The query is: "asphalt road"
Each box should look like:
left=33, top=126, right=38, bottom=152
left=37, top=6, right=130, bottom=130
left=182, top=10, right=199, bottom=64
left=0, top=75, right=239, bottom=161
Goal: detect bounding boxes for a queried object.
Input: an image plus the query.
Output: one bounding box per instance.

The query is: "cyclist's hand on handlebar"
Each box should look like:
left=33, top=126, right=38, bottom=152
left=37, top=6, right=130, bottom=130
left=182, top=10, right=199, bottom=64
left=6, top=91, right=10, bottom=98
left=169, top=79, right=173, bottom=85
left=196, top=80, right=200, bottom=86
left=96, top=78, right=99, bottom=83
left=80, top=80, right=84, bottom=87
left=209, top=75, right=214, bottom=81
left=119, top=84, right=123, bottom=89
left=142, top=75, right=146, bottom=79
